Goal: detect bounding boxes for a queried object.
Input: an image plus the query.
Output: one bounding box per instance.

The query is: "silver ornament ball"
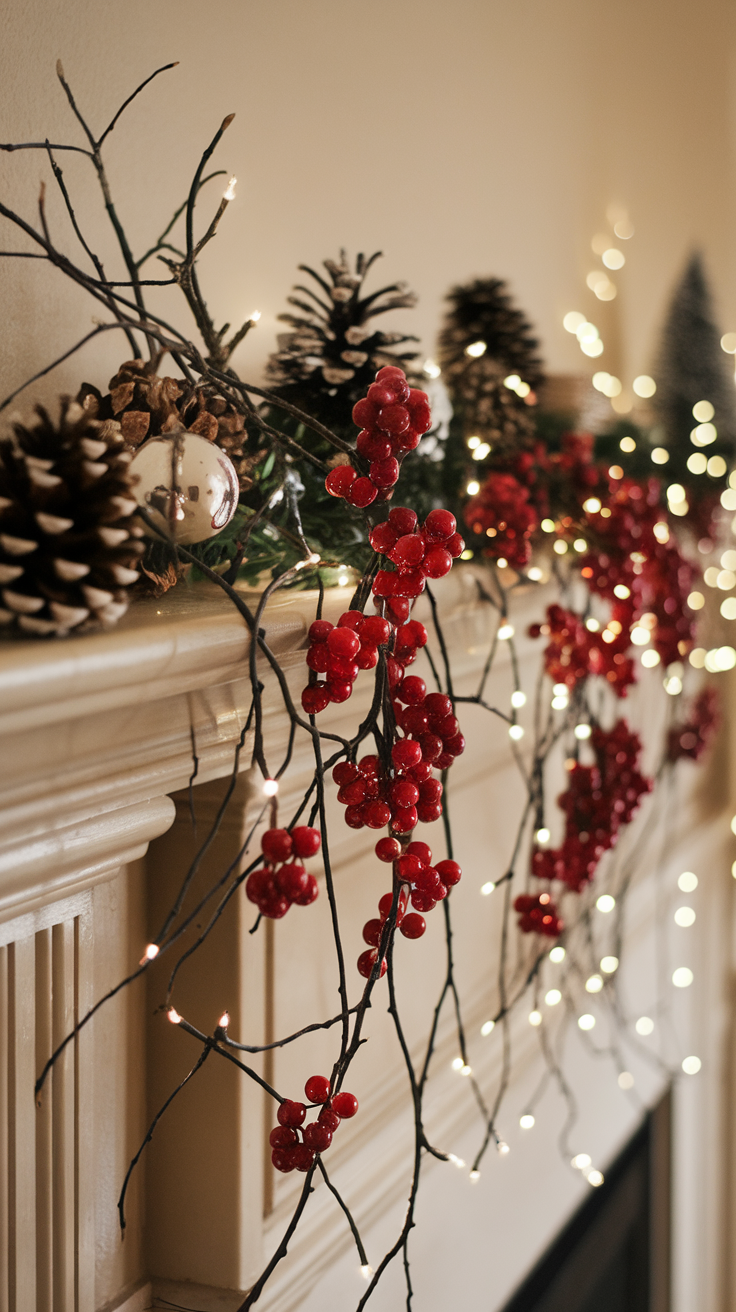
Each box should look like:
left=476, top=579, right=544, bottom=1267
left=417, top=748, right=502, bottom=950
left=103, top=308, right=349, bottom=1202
left=130, top=431, right=239, bottom=544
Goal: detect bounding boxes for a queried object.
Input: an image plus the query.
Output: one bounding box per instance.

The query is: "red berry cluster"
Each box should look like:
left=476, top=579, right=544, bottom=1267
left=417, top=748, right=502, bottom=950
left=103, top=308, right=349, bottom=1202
left=370, top=507, right=465, bottom=602
left=325, top=367, right=432, bottom=508
left=357, top=838, right=462, bottom=977
left=301, top=611, right=391, bottom=715
left=463, top=471, right=538, bottom=570
left=530, top=720, right=651, bottom=897
left=532, top=603, right=635, bottom=696
left=513, top=891, right=563, bottom=937
left=246, top=826, right=320, bottom=919
left=667, top=686, right=719, bottom=763
left=270, top=1075, right=358, bottom=1173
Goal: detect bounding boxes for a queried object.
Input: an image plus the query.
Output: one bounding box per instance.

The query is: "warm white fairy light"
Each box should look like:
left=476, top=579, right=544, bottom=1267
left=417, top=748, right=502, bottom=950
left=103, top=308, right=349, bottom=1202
left=509, top=725, right=524, bottom=741
left=573, top=538, right=587, bottom=552
left=596, top=894, right=615, bottom=913
left=168, top=1008, right=182, bottom=1025
left=678, top=871, right=698, bottom=892
left=601, top=956, right=619, bottom=974
left=469, top=1169, right=481, bottom=1181
left=578, top=1014, right=596, bottom=1031
left=466, top=480, right=480, bottom=496
left=497, top=557, right=508, bottom=568
left=460, top=1064, right=473, bottom=1077
left=585, top=975, right=603, bottom=994
left=549, top=946, right=566, bottom=964
left=563, top=311, right=586, bottom=333
left=541, top=517, right=555, bottom=532
left=618, top=1071, right=634, bottom=1090
left=249, top=309, right=261, bottom=322
left=480, top=880, right=496, bottom=896
left=674, top=907, right=696, bottom=928
left=465, top=340, right=487, bottom=358
left=585, top=617, right=600, bottom=632
left=635, top=1016, right=654, bottom=1036
left=545, top=988, right=561, bottom=1006
left=423, top=358, right=441, bottom=378
left=218, top=1011, right=230, bottom=1028
left=467, top=435, right=481, bottom=450
left=690, top=422, right=717, bottom=447
left=497, top=1140, right=510, bottom=1155
left=672, top=967, right=694, bottom=988
left=223, top=176, right=237, bottom=200
left=520, top=1113, right=535, bottom=1129
left=262, top=778, right=279, bottom=797
left=498, top=623, right=514, bottom=640
left=504, top=374, right=521, bottom=390
left=141, top=942, right=159, bottom=963
left=448, top=1153, right=466, bottom=1168
left=641, top=649, right=660, bottom=668
left=481, top=1020, right=495, bottom=1036
left=574, top=723, right=591, bottom=740
left=360, top=1264, right=373, bottom=1280
left=651, top=448, right=669, bottom=465
left=527, top=566, right=543, bottom=581
left=451, top=1057, right=464, bottom=1071
left=529, top=1010, right=542, bottom=1027
left=682, top=1056, right=701, bottom=1075
left=511, top=690, right=527, bottom=708
left=571, top=1153, right=591, bottom=1170
left=587, top=1169, right=604, bottom=1187
left=536, top=827, right=550, bottom=843
left=583, top=497, right=601, bottom=514
left=633, top=375, right=656, bottom=398
left=619, top=436, right=636, bottom=453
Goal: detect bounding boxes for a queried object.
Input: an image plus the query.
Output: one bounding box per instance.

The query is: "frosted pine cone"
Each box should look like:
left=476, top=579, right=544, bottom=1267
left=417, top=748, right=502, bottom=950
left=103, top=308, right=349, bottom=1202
left=0, top=399, right=144, bottom=636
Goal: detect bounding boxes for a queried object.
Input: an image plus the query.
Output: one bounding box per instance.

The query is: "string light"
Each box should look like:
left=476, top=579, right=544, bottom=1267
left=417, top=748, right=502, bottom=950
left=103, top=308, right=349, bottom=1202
left=218, top=1011, right=230, bottom=1029
left=602, top=248, right=625, bottom=270
left=578, top=1014, right=595, bottom=1031
left=447, top=1153, right=466, bottom=1168
left=571, top=1153, right=592, bottom=1170
left=619, top=436, right=636, bottom=453
left=674, top=907, right=696, bottom=928
left=583, top=497, right=601, bottom=513
left=360, top=1265, right=374, bottom=1281
left=497, top=557, right=508, bottom=568
left=480, top=880, right=496, bottom=896
left=423, top=358, right=441, bottom=378
left=692, top=400, right=714, bottom=422
left=460, top=1064, right=472, bottom=1077
left=585, top=617, right=600, bottom=632
left=528, top=566, right=543, bottom=581
left=574, top=724, right=592, bottom=740
left=467, top=436, right=481, bottom=450
left=140, top=942, right=159, bottom=963
left=529, top=1010, right=542, bottom=1027
left=549, top=946, right=566, bottom=963
left=609, top=465, right=624, bottom=479
left=596, top=894, right=615, bottom=913
left=481, top=1020, right=495, bottom=1036
left=262, top=778, right=279, bottom=797
left=497, top=1140, right=510, bottom=1155
left=672, top=967, right=694, bottom=987
left=618, top=1071, right=634, bottom=1089
left=678, top=871, right=698, bottom=892
left=573, top=538, right=587, bottom=552
left=504, top=374, right=521, bottom=390
left=536, top=827, right=551, bottom=843
left=708, top=455, right=727, bottom=478
left=465, top=341, right=487, bottom=358
left=545, top=988, right=561, bottom=1006
left=587, top=1169, right=604, bottom=1187
left=249, top=309, right=261, bottom=322
left=632, top=375, right=656, bottom=398
left=601, top=956, right=619, bottom=973
left=168, top=1008, right=182, bottom=1025
left=687, top=453, right=707, bottom=475
left=472, top=442, right=491, bottom=461
left=651, top=448, right=669, bottom=464
left=690, top=422, right=716, bottom=447
left=451, top=1057, right=464, bottom=1071
left=585, top=974, right=603, bottom=993
left=553, top=540, right=568, bottom=555
left=509, top=725, right=524, bottom=740
left=511, top=690, right=527, bottom=708
left=466, top=480, right=480, bottom=495
left=469, top=1169, right=481, bottom=1182
left=498, top=623, right=514, bottom=640
left=520, top=1113, right=535, bottom=1129
left=635, top=1016, right=654, bottom=1036
left=223, top=176, right=237, bottom=200
left=541, top=518, right=556, bottom=532
left=682, top=1056, right=701, bottom=1075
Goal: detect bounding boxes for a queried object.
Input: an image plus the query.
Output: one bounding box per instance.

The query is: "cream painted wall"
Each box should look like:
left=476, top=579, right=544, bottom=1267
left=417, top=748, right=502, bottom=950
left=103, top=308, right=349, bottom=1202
left=2, top=0, right=736, bottom=416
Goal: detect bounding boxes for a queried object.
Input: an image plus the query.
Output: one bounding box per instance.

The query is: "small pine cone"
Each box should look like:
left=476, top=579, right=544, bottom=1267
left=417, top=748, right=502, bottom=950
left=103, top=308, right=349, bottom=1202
left=0, top=399, right=144, bottom=637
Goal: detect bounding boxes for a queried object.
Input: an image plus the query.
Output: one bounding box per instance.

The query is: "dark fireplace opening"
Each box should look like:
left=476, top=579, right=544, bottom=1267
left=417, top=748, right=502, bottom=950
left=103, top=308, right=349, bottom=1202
left=500, top=1092, right=671, bottom=1312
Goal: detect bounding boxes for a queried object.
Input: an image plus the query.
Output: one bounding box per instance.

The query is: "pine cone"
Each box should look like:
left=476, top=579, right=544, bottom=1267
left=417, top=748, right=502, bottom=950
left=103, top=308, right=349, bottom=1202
left=0, top=399, right=144, bottom=636
left=79, top=361, right=255, bottom=489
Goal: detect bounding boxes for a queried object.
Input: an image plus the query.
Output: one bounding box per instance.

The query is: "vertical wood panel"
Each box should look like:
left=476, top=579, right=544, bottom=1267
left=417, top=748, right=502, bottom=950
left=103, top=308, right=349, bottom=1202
left=52, top=920, right=76, bottom=1312
left=34, top=929, right=53, bottom=1312
left=9, top=936, right=36, bottom=1312
left=0, top=946, right=8, bottom=1312
left=75, top=909, right=95, bottom=1312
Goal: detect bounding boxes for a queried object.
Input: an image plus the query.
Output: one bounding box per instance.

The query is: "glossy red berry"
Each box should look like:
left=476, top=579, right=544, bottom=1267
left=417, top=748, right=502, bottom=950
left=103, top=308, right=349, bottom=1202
left=370, top=456, right=400, bottom=488
left=359, top=615, right=391, bottom=645
left=357, top=429, right=392, bottom=461
left=402, top=706, right=429, bottom=735
left=408, top=760, right=433, bottom=784
left=303, top=1122, right=333, bottom=1152
left=302, top=684, right=330, bottom=715
left=246, top=870, right=274, bottom=904
left=358, top=754, right=380, bottom=775
left=385, top=597, right=410, bottom=624
left=326, top=654, right=358, bottom=682
left=277, top=1099, right=306, bottom=1128
left=425, top=692, right=452, bottom=721
left=270, top=1125, right=298, bottom=1148
left=356, top=644, right=379, bottom=670
left=357, top=949, right=387, bottom=979
left=364, top=800, right=392, bottom=829
left=275, top=862, right=308, bottom=900
left=262, top=829, right=293, bottom=863
left=352, top=397, right=378, bottom=426
left=389, top=507, right=418, bottom=535
left=400, top=913, right=427, bottom=939
left=395, top=853, right=423, bottom=881
left=393, top=569, right=425, bottom=598
left=327, top=680, right=353, bottom=703
left=376, top=836, right=401, bottom=862
left=327, top=627, right=359, bottom=659
left=418, top=733, right=442, bottom=763
left=422, top=546, right=453, bottom=579
left=325, top=465, right=356, bottom=498
left=436, top=859, right=462, bottom=887
left=271, top=1147, right=296, bottom=1173
left=339, top=609, right=365, bottom=631
left=392, top=805, right=418, bottom=833
left=348, top=476, right=378, bottom=508
left=444, top=733, right=466, bottom=757
left=369, top=522, right=399, bottom=554
left=419, top=778, right=443, bottom=804
left=367, top=381, right=397, bottom=408
left=397, top=675, right=426, bottom=704
left=290, top=826, right=321, bottom=858
left=293, top=874, right=319, bottom=906
left=390, top=779, right=420, bottom=809
left=318, top=1106, right=341, bottom=1132
left=332, top=1091, right=359, bottom=1119
left=260, top=893, right=291, bottom=919
left=424, top=509, right=457, bottom=541
left=344, top=805, right=365, bottom=829
left=377, top=404, right=410, bottom=436
left=407, top=841, right=433, bottom=865
left=391, top=535, right=425, bottom=569
left=293, top=1144, right=316, bottom=1172
left=305, top=1075, right=331, bottom=1104
left=415, top=866, right=441, bottom=894
left=410, top=889, right=437, bottom=913
left=309, top=620, right=333, bottom=643
left=447, top=532, right=465, bottom=558
left=363, top=918, right=383, bottom=947
left=392, top=739, right=423, bottom=771
left=378, top=890, right=407, bottom=922
left=306, top=644, right=329, bottom=673
left=417, top=802, right=443, bottom=823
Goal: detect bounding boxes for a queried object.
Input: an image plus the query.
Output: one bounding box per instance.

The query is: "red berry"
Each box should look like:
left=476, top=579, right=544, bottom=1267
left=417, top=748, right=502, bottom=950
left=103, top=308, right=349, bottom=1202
left=270, top=1126, right=298, bottom=1148
left=422, top=546, right=453, bottom=579
left=259, top=894, right=291, bottom=919
left=395, top=853, right=423, bottom=881
left=411, top=889, right=437, bottom=912
left=367, top=381, right=397, bottom=408
left=363, top=918, right=383, bottom=946
left=338, top=610, right=364, bottom=631
left=326, top=466, right=357, bottom=498
left=418, top=733, right=442, bottom=763
left=395, top=427, right=422, bottom=451
left=392, top=805, right=418, bottom=833
left=415, top=866, right=441, bottom=894
left=390, top=779, right=420, bottom=809
left=370, top=456, right=400, bottom=488
left=352, top=398, right=378, bottom=428
left=303, top=1122, right=333, bottom=1152
left=327, top=681, right=353, bottom=703
left=302, top=684, right=330, bottom=715
left=358, top=754, right=380, bottom=774
left=400, top=913, right=426, bottom=939
left=389, top=507, right=418, bottom=535
left=434, top=881, right=448, bottom=900
left=326, top=656, right=358, bottom=684
left=417, top=802, right=443, bottom=824
left=434, top=754, right=454, bottom=772
left=357, top=949, right=387, bottom=978
left=333, top=761, right=359, bottom=786
left=290, top=826, right=321, bottom=859
left=309, top=619, right=333, bottom=643
left=246, top=870, right=274, bottom=904
left=356, top=429, right=392, bottom=461
left=393, top=569, right=425, bottom=598
left=364, top=800, right=392, bottom=829
left=425, top=692, right=453, bottom=721
left=408, top=760, right=433, bottom=783
left=349, top=477, right=378, bottom=508
left=376, top=836, right=401, bottom=862
left=397, top=675, right=426, bottom=704
left=444, top=733, right=466, bottom=757
left=390, top=535, right=425, bottom=569
left=446, top=532, right=465, bottom=558
left=275, top=862, right=308, bottom=900
left=373, top=569, right=396, bottom=598
left=293, top=1144, right=316, bottom=1172
left=385, top=597, right=411, bottom=624
left=402, top=706, right=429, bottom=735
left=344, top=805, right=365, bottom=829
left=356, top=644, right=379, bottom=670
left=379, top=891, right=406, bottom=922
left=306, top=644, right=330, bottom=673
left=277, top=1099, right=306, bottom=1127
left=424, top=509, right=457, bottom=541
left=407, top=841, right=433, bottom=865
left=386, top=657, right=404, bottom=686
left=293, top=873, right=319, bottom=906
left=369, top=522, right=399, bottom=554
left=305, top=1074, right=331, bottom=1104
left=392, top=739, right=423, bottom=771
left=262, top=829, right=293, bottom=863
left=435, top=715, right=460, bottom=742
left=272, top=1147, right=296, bottom=1173
left=419, top=778, right=443, bottom=804
left=318, top=1107, right=341, bottom=1132
left=331, top=1091, right=359, bottom=1119
left=406, top=388, right=429, bottom=413
left=327, top=627, right=360, bottom=659
left=436, top=859, right=462, bottom=887
left=377, top=404, right=410, bottom=435
left=359, top=615, right=391, bottom=645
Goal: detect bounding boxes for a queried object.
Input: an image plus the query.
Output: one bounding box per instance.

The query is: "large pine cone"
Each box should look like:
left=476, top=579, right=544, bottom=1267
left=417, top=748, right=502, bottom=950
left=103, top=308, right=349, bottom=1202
left=79, top=360, right=253, bottom=488
left=0, top=399, right=144, bottom=636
